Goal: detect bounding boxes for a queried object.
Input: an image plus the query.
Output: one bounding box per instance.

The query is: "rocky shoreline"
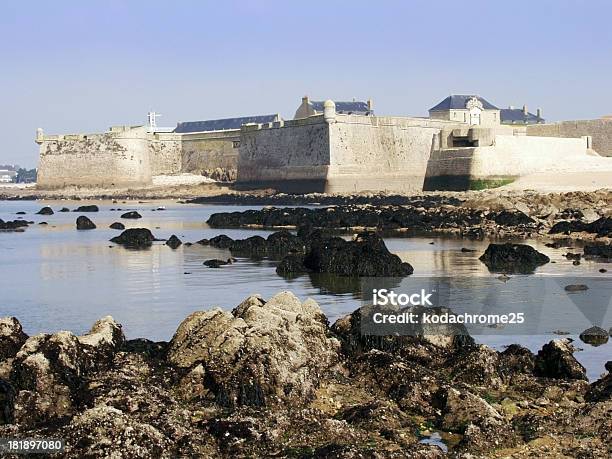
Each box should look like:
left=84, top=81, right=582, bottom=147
left=1, top=293, right=610, bottom=458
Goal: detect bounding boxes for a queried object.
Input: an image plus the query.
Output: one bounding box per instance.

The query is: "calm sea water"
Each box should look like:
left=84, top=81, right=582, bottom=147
left=0, top=200, right=610, bottom=380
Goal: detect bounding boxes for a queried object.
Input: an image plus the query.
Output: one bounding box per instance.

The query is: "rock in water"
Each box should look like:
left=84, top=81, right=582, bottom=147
left=36, top=206, right=53, bottom=215
left=73, top=205, right=99, bottom=212
left=166, top=235, right=182, bottom=249
left=564, top=284, right=588, bottom=292
left=0, top=317, right=28, bottom=360
left=583, top=244, right=612, bottom=259
left=534, top=339, right=587, bottom=380
left=492, top=210, right=535, bottom=226
left=110, top=228, right=156, bottom=248
left=121, top=211, right=142, bottom=219
left=76, top=216, right=96, bottom=230
left=203, top=259, right=230, bottom=268
left=59, top=207, right=70, bottom=212
left=109, top=222, right=125, bottom=230
left=299, top=232, right=413, bottom=277
left=167, top=292, right=340, bottom=407
left=479, top=243, right=550, bottom=274
left=579, top=326, right=609, bottom=346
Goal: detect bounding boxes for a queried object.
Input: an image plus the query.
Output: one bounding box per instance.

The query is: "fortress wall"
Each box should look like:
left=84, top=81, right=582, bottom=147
left=424, top=135, right=592, bottom=190
left=149, top=133, right=182, bottom=175
left=36, top=130, right=152, bottom=189
left=527, top=119, right=612, bottom=156
left=327, top=115, right=461, bottom=193
left=236, top=116, right=331, bottom=192
left=180, top=130, right=240, bottom=174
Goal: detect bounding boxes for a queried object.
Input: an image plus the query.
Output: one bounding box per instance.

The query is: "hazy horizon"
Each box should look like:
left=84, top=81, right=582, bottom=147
left=2, top=0, right=612, bottom=168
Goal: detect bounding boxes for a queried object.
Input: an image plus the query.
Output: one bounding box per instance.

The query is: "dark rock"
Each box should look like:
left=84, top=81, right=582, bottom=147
left=0, top=378, right=15, bottom=424
left=300, top=232, right=413, bottom=277
left=109, top=222, right=125, bottom=230
left=534, top=339, right=587, bottom=380
left=38, top=222, right=47, bottom=225
left=166, top=235, right=182, bottom=249
left=110, top=228, right=156, bottom=248
left=266, top=230, right=304, bottom=257
left=203, top=259, right=231, bottom=268
left=461, top=247, right=477, bottom=252
left=59, top=207, right=70, bottom=212
left=549, top=217, right=612, bottom=237
left=583, top=244, right=612, bottom=259
left=276, top=253, right=308, bottom=276
left=0, top=219, right=29, bottom=231
left=564, top=252, right=581, bottom=260
left=600, top=268, right=607, bottom=273
left=15, top=211, right=26, bottom=215
left=0, top=317, right=28, bottom=360
left=76, top=215, right=96, bottom=230
left=579, top=326, right=609, bottom=346
left=73, top=205, right=99, bottom=212
left=167, top=292, right=339, bottom=408
left=121, top=211, right=142, bottom=219
left=564, top=284, right=588, bottom=292
left=196, top=238, right=209, bottom=245
left=229, top=235, right=268, bottom=257
left=207, top=234, right=234, bottom=249
left=479, top=243, right=550, bottom=274
left=36, top=206, right=53, bottom=215
left=492, top=210, right=535, bottom=226
left=500, top=344, right=535, bottom=374
left=606, top=361, right=612, bottom=373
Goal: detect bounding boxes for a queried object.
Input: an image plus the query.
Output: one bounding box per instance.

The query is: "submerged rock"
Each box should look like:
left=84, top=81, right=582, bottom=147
left=76, top=215, right=96, bottom=230
left=534, top=338, right=587, bottom=380
left=165, top=235, right=182, bottom=249
left=73, top=205, right=99, bottom=212
left=109, top=222, right=125, bottom=230
left=0, top=219, right=29, bottom=231
left=110, top=228, right=156, bottom=248
left=36, top=206, right=53, bottom=215
left=579, top=326, right=609, bottom=346
left=203, top=258, right=231, bottom=268
left=479, top=243, right=550, bottom=274
left=121, top=211, right=142, bottom=219
left=59, top=207, right=70, bottom=212
left=167, top=292, right=340, bottom=408
left=564, top=284, right=588, bottom=292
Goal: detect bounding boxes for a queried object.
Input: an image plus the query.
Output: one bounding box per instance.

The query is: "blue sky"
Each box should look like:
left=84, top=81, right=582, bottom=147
left=2, top=0, right=612, bottom=167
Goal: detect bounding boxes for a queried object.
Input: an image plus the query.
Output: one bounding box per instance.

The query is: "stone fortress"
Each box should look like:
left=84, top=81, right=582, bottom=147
left=35, top=94, right=612, bottom=192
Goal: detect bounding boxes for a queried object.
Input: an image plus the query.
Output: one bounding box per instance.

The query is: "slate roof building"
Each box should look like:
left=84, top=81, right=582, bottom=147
left=294, top=96, right=373, bottom=119
left=174, top=114, right=281, bottom=133
left=500, top=106, right=545, bottom=125
left=429, top=95, right=501, bottom=126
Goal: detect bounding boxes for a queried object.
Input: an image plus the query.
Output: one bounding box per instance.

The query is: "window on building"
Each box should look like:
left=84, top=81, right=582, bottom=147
left=232, top=140, right=241, bottom=148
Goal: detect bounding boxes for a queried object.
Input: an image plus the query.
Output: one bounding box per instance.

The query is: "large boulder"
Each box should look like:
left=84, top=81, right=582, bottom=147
left=8, top=317, right=124, bottom=426
left=110, top=228, right=157, bottom=248
left=76, top=216, right=96, bottom=230
left=167, top=292, right=340, bottom=408
left=579, top=326, right=609, bottom=346
left=165, top=235, right=182, bottom=249
left=479, top=243, right=550, bottom=274
left=534, top=338, right=587, bottom=380
left=0, top=317, right=28, bottom=360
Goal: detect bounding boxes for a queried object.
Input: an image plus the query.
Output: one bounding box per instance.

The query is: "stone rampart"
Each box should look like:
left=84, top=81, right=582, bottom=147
left=181, top=130, right=240, bottom=175
left=37, top=127, right=152, bottom=189
left=526, top=119, right=612, bottom=157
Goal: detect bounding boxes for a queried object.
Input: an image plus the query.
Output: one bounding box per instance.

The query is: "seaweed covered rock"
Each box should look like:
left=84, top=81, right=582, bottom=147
left=73, top=205, right=99, bottom=212
left=584, top=244, right=612, bottom=260
left=492, top=210, right=535, bottom=226
left=8, top=316, right=123, bottom=427
left=297, top=232, right=413, bottom=277
left=579, top=326, right=609, bottom=346
left=36, top=206, right=54, bottom=215
left=479, top=243, right=550, bottom=274
left=109, top=222, right=125, bottom=230
left=110, top=228, right=156, bottom=248
left=165, top=235, right=182, bottom=249
left=0, top=219, right=29, bottom=231
left=76, top=215, right=96, bottom=230
left=534, top=338, right=587, bottom=380
left=0, top=317, right=28, bottom=361
left=121, top=211, right=142, bottom=219
left=167, top=292, right=340, bottom=408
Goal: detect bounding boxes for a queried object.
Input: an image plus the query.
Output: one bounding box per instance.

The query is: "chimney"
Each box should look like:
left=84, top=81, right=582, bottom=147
left=302, top=95, right=309, bottom=105
left=509, top=105, right=514, bottom=110
left=523, top=104, right=528, bottom=116
left=536, top=108, right=542, bottom=119
left=367, top=99, right=373, bottom=111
